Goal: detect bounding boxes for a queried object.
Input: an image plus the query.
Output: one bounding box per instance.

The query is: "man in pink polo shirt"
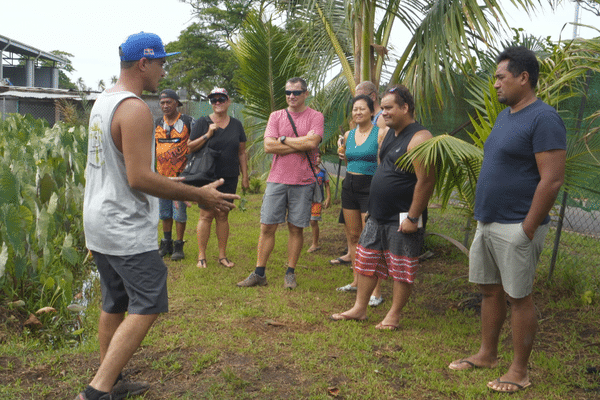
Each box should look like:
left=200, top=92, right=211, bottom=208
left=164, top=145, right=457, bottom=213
left=237, top=77, right=324, bottom=289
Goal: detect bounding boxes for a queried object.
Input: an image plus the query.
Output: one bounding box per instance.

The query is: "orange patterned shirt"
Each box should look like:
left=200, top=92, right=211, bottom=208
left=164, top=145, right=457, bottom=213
left=154, top=113, right=192, bottom=177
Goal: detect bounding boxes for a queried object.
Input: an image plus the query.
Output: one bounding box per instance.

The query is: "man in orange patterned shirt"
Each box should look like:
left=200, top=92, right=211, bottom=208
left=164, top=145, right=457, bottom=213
left=154, top=89, right=193, bottom=260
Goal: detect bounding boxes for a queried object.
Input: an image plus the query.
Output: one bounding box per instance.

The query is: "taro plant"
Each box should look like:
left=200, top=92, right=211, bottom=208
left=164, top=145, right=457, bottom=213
left=0, top=113, right=89, bottom=341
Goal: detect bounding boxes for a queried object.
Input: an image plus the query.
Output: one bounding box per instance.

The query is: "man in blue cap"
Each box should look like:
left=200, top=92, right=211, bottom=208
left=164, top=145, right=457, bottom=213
left=77, top=32, right=239, bottom=400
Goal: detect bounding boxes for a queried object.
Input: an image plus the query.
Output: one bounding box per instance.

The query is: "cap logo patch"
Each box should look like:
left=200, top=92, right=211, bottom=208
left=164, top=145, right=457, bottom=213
left=144, top=48, right=155, bottom=56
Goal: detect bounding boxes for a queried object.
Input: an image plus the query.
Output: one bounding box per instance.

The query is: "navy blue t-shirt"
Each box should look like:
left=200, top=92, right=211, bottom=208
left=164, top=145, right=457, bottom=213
left=474, top=99, right=566, bottom=224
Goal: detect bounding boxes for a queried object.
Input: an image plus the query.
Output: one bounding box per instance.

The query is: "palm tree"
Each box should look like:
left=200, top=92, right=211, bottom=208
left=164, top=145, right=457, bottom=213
left=230, top=13, right=310, bottom=164
left=290, top=0, right=549, bottom=117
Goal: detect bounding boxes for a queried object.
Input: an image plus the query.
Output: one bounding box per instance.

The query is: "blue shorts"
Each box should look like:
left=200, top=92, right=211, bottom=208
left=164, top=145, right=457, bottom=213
left=92, top=250, right=169, bottom=315
left=260, top=182, right=314, bottom=228
left=159, top=198, right=187, bottom=222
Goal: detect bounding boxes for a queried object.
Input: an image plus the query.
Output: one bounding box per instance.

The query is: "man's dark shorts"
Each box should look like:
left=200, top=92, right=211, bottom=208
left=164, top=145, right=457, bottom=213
left=92, top=250, right=169, bottom=315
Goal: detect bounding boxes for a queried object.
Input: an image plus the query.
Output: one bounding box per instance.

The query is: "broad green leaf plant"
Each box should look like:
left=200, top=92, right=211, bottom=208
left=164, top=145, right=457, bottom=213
left=0, top=114, right=89, bottom=341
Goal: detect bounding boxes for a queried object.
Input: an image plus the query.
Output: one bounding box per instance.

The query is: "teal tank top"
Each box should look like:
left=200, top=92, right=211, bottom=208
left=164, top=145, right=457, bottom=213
left=346, top=126, right=379, bottom=175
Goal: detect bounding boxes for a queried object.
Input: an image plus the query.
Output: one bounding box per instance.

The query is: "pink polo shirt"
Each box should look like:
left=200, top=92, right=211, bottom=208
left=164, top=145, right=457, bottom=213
left=265, top=107, right=324, bottom=185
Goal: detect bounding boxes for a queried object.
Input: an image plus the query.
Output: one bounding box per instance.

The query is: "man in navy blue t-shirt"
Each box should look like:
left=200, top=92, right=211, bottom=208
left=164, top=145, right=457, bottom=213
left=448, top=46, right=566, bottom=393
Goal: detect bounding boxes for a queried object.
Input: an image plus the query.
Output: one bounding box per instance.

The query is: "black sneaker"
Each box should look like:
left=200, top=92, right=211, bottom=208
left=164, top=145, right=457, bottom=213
left=158, top=239, right=173, bottom=257
left=111, top=379, right=150, bottom=399
left=73, top=392, right=113, bottom=400
left=170, top=240, right=185, bottom=261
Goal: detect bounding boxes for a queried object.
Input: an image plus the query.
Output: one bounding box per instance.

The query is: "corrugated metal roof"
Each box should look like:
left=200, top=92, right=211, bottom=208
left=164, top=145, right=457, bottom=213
left=0, top=89, right=99, bottom=101
left=0, top=34, right=67, bottom=64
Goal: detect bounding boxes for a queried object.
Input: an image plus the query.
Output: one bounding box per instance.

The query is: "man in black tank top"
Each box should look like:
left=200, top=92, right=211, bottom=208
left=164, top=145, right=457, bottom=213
left=331, top=85, right=436, bottom=330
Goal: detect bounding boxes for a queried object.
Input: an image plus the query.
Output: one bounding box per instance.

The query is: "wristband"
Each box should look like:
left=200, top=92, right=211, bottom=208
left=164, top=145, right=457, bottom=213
left=406, top=215, right=419, bottom=224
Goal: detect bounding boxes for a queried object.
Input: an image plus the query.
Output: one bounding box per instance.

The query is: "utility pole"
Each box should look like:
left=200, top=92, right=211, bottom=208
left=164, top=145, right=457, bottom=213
left=573, top=1, right=581, bottom=39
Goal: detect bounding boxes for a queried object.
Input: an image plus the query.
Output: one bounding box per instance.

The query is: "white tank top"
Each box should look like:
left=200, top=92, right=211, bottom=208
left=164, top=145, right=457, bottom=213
left=83, top=91, right=159, bottom=255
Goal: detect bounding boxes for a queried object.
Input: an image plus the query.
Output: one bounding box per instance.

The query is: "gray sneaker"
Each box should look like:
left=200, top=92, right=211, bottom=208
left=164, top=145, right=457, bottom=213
left=237, top=272, right=267, bottom=287
left=111, top=378, right=150, bottom=399
left=284, top=273, right=297, bottom=289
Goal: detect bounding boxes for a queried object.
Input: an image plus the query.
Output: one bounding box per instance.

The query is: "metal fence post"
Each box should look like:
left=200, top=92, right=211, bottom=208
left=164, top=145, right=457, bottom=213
left=548, top=191, right=568, bottom=280
left=548, top=70, right=591, bottom=281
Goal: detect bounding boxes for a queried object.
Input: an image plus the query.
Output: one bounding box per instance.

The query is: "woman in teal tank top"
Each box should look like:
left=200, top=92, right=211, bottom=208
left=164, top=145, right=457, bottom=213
left=332, top=94, right=387, bottom=304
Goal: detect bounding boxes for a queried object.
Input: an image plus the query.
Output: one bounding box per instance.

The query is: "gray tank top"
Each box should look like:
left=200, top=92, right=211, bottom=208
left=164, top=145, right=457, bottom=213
left=83, top=91, right=159, bottom=255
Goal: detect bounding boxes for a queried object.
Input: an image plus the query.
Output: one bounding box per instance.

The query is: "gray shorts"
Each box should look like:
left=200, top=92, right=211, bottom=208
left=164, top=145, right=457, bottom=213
left=469, top=221, right=550, bottom=299
left=92, top=250, right=169, bottom=315
left=260, top=182, right=315, bottom=228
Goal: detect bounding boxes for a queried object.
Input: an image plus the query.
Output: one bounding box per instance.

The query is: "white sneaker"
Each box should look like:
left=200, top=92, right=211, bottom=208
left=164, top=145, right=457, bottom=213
left=369, top=295, right=384, bottom=307
left=336, top=284, right=357, bottom=292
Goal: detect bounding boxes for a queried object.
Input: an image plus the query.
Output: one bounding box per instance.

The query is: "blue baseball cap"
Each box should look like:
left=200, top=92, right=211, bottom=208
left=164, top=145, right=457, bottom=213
left=119, top=32, right=180, bottom=62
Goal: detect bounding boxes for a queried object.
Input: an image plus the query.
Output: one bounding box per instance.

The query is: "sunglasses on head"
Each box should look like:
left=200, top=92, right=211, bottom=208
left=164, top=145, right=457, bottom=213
left=210, top=96, right=228, bottom=104
left=285, top=90, right=305, bottom=96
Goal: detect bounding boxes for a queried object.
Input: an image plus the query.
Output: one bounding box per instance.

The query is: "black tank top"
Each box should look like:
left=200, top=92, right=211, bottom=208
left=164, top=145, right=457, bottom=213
left=368, top=122, right=428, bottom=225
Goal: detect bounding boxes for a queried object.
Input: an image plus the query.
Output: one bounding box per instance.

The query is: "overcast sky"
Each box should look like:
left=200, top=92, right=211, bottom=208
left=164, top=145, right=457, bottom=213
left=2, top=0, right=598, bottom=90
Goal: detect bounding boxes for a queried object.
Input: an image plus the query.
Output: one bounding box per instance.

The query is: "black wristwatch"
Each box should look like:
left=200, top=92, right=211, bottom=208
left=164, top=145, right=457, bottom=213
left=279, top=136, right=286, bottom=143
left=406, top=215, right=419, bottom=224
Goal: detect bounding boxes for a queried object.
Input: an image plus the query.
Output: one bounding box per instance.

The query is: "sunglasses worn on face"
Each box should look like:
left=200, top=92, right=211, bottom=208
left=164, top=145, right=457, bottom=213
left=285, top=90, right=305, bottom=96
left=210, top=97, right=228, bottom=104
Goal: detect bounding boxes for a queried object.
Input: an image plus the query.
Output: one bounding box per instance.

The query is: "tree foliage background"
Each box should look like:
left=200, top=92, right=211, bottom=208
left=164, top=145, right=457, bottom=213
left=159, top=0, right=255, bottom=100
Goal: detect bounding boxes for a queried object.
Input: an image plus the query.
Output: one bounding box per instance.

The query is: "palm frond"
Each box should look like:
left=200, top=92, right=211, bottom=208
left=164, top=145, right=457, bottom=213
left=395, top=134, right=483, bottom=212
left=229, top=12, right=309, bottom=166
left=391, top=0, right=545, bottom=118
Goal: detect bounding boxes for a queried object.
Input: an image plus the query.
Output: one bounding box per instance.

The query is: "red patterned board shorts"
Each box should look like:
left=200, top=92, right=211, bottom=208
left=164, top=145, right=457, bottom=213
left=310, top=202, right=323, bottom=221
left=354, top=218, right=424, bottom=284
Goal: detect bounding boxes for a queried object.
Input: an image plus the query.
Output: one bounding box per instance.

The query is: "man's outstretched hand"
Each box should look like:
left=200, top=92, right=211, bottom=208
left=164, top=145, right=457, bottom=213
left=197, top=179, right=240, bottom=211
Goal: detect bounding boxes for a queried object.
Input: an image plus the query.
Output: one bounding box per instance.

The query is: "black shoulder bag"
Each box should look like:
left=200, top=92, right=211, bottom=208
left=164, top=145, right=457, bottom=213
left=179, top=117, right=221, bottom=186
left=285, top=110, right=324, bottom=202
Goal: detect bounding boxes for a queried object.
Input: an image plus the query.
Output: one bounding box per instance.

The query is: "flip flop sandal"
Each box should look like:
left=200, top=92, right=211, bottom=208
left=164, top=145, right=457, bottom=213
left=330, top=313, right=368, bottom=322
left=218, top=258, right=234, bottom=268
left=197, top=259, right=207, bottom=268
left=375, top=322, right=399, bottom=331
left=448, top=358, right=499, bottom=371
left=487, top=378, right=531, bottom=393
left=330, top=257, right=351, bottom=265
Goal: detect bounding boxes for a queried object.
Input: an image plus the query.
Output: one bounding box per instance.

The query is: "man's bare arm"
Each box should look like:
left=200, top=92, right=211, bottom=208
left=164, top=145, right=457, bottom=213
left=400, top=130, right=436, bottom=233
left=264, top=134, right=321, bottom=155
left=264, top=136, right=298, bottom=155
left=522, top=149, right=566, bottom=239
left=282, top=132, right=322, bottom=152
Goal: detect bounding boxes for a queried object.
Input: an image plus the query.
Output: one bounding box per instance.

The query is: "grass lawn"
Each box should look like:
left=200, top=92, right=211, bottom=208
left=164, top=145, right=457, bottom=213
left=0, top=193, right=599, bottom=399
